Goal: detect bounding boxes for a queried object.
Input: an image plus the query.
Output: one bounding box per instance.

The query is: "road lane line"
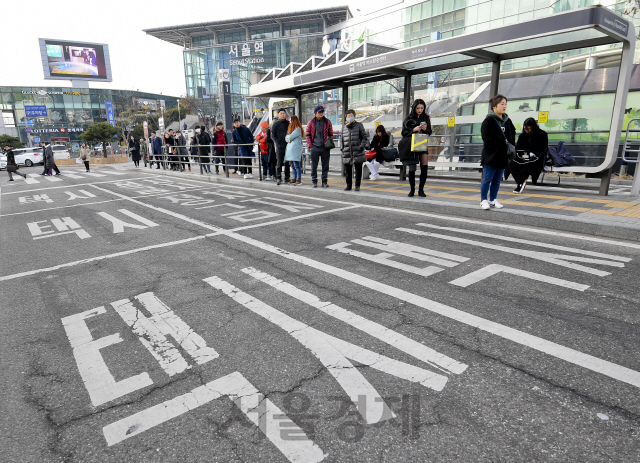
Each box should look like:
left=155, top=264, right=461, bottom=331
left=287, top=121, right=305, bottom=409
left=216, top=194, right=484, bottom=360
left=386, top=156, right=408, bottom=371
left=102, top=371, right=327, bottom=463
left=449, top=264, right=590, bottom=291
left=415, top=223, right=631, bottom=262
left=397, top=228, right=617, bottom=276
left=218, top=230, right=640, bottom=390
left=241, top=267, right=468, bottom=375
left=0, top=176, right=151, bottom=195
left=205, top=275, right=451, bottom=423
left=21, top=179, right=640, bottom=389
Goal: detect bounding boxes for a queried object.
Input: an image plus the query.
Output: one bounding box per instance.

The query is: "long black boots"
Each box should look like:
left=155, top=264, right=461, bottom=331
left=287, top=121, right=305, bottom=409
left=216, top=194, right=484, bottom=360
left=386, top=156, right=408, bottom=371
left=418, top=168, right=428, bottom=197
left=408, top=170, right=416, bottom=197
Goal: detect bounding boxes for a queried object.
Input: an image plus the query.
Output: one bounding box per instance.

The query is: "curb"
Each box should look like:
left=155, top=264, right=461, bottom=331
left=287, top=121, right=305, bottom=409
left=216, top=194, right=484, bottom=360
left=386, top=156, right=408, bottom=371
left=130, top=167, right=640, bottom=243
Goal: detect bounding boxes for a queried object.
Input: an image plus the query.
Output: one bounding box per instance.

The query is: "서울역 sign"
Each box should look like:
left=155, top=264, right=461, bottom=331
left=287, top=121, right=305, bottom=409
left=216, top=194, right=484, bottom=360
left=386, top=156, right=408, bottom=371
left=25, top=105, right=48, bottom=117
left=229, top=41, right=265, bottom=65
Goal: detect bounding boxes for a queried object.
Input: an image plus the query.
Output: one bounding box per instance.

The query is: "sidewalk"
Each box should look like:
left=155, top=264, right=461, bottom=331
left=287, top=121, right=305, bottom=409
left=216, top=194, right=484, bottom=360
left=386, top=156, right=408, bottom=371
left=116, top=163, right=640, bottom=242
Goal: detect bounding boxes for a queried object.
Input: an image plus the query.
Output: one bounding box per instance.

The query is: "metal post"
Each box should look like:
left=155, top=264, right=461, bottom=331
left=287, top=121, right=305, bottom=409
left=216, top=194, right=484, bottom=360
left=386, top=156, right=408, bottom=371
left=631, top=167, right=640, bottom=196
left=224, top=146, right=230, bottom=177
left=489, top=61, right=501, bottom=101
left=257, top=143, right=263, bottom=181
left=598, top=168, right=612, bottom=196
left=403, top=74, right=411, bottom=120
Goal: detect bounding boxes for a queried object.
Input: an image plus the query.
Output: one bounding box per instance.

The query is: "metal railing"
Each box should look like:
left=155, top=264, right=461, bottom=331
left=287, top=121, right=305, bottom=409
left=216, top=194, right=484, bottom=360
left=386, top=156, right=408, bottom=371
left=622, top=118, right=640, bottom=196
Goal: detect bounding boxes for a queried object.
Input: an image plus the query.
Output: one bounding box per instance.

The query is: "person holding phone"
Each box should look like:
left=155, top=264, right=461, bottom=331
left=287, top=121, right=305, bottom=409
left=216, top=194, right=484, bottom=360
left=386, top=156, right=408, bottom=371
left=399, top=99, right=432, bottom=197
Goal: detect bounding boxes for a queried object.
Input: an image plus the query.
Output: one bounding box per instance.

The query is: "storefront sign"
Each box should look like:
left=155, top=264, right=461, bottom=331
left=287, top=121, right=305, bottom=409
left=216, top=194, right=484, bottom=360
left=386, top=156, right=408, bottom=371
left=106, top=101, right=115, bottom=126
left=31, top=127, right=85, bottom=133
left=21, top=89, right=88, bottom=95
left=25, top=105, right=48, bottom=117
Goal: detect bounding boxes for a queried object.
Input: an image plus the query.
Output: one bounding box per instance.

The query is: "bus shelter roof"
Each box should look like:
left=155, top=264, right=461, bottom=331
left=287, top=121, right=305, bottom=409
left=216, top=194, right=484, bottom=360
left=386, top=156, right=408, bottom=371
left=250, top=6, right=634, bottom=98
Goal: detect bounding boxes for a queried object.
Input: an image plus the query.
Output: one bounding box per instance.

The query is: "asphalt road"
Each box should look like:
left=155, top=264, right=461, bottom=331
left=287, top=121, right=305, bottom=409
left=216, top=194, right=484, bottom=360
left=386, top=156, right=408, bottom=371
left=1, top=167, right=639, bottom=462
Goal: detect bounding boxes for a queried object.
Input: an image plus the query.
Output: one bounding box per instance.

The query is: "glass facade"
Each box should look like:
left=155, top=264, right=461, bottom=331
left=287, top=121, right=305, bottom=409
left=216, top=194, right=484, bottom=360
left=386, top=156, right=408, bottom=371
left=0, top=86, right=178, bottom=147
left=184, top=35, right=324, bottom=116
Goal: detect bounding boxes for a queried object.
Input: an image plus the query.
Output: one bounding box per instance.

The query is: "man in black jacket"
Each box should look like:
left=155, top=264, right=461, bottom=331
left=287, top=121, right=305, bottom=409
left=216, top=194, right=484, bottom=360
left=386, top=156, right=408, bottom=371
left=5, top=146, right=27, bottom=181
left=270, top=109, right=290, bottom=185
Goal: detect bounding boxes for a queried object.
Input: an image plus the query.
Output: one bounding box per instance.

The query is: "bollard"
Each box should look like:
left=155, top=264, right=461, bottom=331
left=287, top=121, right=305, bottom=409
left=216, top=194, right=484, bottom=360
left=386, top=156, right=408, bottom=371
left=224, top=146, right=230, bottom=178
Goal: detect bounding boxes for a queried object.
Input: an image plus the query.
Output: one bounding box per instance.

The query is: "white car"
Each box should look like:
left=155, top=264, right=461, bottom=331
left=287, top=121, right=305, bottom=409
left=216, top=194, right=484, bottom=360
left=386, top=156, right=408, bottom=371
left=52, top=145, right=71, bottom=160
left=0, top=147, right=44, bottom=168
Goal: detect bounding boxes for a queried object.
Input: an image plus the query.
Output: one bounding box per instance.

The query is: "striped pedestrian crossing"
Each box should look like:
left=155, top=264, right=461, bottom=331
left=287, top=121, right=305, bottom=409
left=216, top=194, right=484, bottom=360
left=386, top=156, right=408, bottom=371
left=6, top=169, right=128, bottom=185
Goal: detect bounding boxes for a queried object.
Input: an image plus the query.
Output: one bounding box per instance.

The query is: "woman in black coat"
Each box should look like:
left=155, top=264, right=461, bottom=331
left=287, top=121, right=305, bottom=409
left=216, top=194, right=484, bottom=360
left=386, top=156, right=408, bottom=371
left=508, top=117, right=548, bottom=193
left=399, top=99, right=432, bottom=197
left=129, top=135, right=141, bottom=167
left=479, top=94, right=516, bottom=210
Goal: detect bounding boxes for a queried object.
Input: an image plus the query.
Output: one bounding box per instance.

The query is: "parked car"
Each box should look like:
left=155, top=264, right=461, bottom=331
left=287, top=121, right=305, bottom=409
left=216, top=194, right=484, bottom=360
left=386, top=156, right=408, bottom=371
left=52, top=145, right=71, bottom=160
left=0, top=147, right=44, bottom=169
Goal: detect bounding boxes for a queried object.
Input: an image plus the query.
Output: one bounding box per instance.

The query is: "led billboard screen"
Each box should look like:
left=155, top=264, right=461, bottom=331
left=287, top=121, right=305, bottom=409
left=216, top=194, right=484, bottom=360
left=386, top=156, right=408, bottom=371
left=39, top=38, right=112, bottom=81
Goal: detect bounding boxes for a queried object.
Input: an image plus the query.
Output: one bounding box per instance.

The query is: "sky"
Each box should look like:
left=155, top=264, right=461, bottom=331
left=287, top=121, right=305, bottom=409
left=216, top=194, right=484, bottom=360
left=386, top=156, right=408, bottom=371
left=0, top=0, right=396, bottom=97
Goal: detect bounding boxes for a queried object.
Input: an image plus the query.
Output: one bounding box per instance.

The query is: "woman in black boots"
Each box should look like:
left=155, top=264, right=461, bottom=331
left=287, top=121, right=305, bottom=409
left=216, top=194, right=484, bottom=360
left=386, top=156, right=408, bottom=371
left=399, top=99, right=432, bottom=197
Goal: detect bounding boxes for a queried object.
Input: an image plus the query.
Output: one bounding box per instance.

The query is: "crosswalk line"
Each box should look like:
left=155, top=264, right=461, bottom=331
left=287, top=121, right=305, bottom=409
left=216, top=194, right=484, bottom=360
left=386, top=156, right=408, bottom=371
left=23, top=176, right=40, bottom=184
left=82, top=172, right=107, bottom=177
left=43, top=176, right=63, bottom=182
left=59, top=172, right=86, bottom=179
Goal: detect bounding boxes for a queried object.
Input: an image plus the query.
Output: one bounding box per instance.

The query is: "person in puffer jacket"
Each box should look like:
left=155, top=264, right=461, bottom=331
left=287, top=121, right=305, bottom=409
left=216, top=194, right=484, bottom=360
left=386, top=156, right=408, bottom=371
left=340, top=109, right=368, bottom=191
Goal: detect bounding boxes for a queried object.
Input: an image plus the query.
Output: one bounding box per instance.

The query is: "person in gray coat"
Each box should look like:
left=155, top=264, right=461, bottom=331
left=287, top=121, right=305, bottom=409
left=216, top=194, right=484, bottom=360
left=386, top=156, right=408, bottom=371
left=340, top=109, right=368, bottom=191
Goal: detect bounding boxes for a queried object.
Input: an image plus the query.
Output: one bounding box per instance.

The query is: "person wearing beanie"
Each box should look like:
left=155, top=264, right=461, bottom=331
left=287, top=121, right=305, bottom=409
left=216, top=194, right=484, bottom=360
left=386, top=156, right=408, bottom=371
left=256, top=120, right=273, bottom=179
left=271, top=108, right=290, bottom=185
left=305, top=105, right=334, bottom=188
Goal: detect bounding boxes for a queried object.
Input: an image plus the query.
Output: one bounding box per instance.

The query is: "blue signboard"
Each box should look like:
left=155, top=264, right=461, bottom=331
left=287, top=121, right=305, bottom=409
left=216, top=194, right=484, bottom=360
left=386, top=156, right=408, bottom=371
left=24, top=105, right=48, bottom=117
left=105, top=100, right=115, bottom=126
left=34, top=136, right=40, bottom=144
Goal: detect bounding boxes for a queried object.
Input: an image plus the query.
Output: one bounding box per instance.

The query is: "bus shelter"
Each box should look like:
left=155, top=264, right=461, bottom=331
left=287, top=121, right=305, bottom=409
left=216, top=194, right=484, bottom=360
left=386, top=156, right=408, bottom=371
left=250, top=6, right=635, bottom=195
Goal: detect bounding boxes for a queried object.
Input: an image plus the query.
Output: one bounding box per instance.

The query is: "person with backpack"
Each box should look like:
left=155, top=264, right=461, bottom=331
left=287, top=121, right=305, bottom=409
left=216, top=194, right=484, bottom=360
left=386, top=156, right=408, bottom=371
left=480, top=94, right=516, bottom=210
left=398, top=99, right=431, bottom=197
left=508, top=117, right=548, bottom=193
left=232, top=118, right=255, bottom=179
left=305, top=105, right=334, bottom=188
left=340, top=109, right=368, bottom=191
left=284, top=115, right=304, bottom=185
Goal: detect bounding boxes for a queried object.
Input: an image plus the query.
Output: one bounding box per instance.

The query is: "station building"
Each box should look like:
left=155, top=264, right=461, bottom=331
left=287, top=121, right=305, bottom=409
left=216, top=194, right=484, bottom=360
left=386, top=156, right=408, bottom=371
left=0, top=86, right=178, bottom=152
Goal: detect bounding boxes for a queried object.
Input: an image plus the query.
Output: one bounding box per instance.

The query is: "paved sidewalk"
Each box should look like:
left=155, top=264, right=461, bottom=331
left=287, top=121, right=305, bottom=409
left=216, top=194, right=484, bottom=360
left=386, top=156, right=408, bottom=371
left=114, top=163, right=640, bottom=241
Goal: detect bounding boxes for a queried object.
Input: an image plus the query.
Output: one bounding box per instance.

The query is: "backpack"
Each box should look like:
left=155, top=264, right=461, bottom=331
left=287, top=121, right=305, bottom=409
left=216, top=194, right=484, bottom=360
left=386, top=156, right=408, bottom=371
left=548, top=141, right=575, bottom=167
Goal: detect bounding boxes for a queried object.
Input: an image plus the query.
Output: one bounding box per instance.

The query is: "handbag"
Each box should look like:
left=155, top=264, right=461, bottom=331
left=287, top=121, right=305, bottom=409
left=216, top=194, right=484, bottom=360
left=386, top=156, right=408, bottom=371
left=382, top=147, right=398, bottom=162
left=325, top=136, right=335, bottom=150
left=7, top=165, right=17, bottom=173
left=365, top=150, right=376, bottom=160
left=496, top=119, right=516, bottom=160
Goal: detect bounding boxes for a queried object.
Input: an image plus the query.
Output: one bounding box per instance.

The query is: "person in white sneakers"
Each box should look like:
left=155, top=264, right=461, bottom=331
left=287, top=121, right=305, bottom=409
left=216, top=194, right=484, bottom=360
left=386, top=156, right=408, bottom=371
left=366, top=124, right=390, bottom=180
left=479, top=94, right=515, bottom=210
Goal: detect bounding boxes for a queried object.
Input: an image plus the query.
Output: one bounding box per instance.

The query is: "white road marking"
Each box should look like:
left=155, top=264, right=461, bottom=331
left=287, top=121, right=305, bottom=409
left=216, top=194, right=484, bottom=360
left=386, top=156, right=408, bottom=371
left=82, top=172, right=107, bottom=177
left=218, top=230, right=640, bottom=389
left=205, top=275, right=454, bottom=424
left=111, top=293, right=218, bottom=376
left=242, top=267, right=467, bottom=375
left=400, top=211, right=640, bottom=249
left=415, top=223, right=631, bottom=262
left=397, top=228, right=619, bottom=276
left=449, top=264, right=590, bottom=291
left=26, top=175, right=640, bottom=389
left=353, top=236, right=468, bottom=266
left=59, top=172, right=86, bottom=179
left=23, top=176, right=41, bottom=184
left=61, top=307, right=153, bottom=406
left=97, top=209, right=159, bottom=233
left=1, top=176, right=150, bottom=195
left=327, top=242, right=445, bottom=277
left=241, top=196, right=324, bottom=212
left=102, top=371, right=326, bottom=463
left=43, top=176, right=63, bottom=182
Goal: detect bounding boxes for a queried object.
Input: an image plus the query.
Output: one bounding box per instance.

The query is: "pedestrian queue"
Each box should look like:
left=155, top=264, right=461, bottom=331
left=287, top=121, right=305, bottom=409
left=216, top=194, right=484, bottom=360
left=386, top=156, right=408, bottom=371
left=232, top=118, right=255, bottom=179
left=305, top=105, right=334, bottom=188
left=340, top=109, right=368, bottom=191
left=256, top=121, right=273, bottom=180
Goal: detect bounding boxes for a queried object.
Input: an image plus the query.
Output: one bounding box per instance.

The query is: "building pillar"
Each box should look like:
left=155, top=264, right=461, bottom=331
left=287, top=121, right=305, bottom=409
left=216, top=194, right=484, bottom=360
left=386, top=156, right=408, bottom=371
left=403, top=74, right=411, bottom=119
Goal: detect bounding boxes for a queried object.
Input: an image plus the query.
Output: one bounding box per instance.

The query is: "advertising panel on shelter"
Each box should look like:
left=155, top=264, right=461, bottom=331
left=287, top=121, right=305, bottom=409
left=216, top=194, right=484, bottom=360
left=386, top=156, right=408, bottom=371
left=39, top=38, right=112, bottom=81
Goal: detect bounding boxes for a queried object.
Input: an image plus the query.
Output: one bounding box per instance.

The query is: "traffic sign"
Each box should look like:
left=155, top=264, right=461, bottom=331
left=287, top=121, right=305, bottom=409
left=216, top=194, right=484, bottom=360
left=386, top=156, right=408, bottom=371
left=25, top=127, right=32, bottom=134
left=34, top=136, right=40, bottom=144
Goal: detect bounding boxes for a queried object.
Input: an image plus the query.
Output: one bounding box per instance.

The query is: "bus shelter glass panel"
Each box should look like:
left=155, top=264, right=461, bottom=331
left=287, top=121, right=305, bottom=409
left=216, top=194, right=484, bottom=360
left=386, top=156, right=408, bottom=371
left=348, top=78, right=405, bottom=141
left=412, top=64, right=493, bottom=168
left=498, top=47, right=622, bottom=168
left=301, top=89, right=343, bottom=126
